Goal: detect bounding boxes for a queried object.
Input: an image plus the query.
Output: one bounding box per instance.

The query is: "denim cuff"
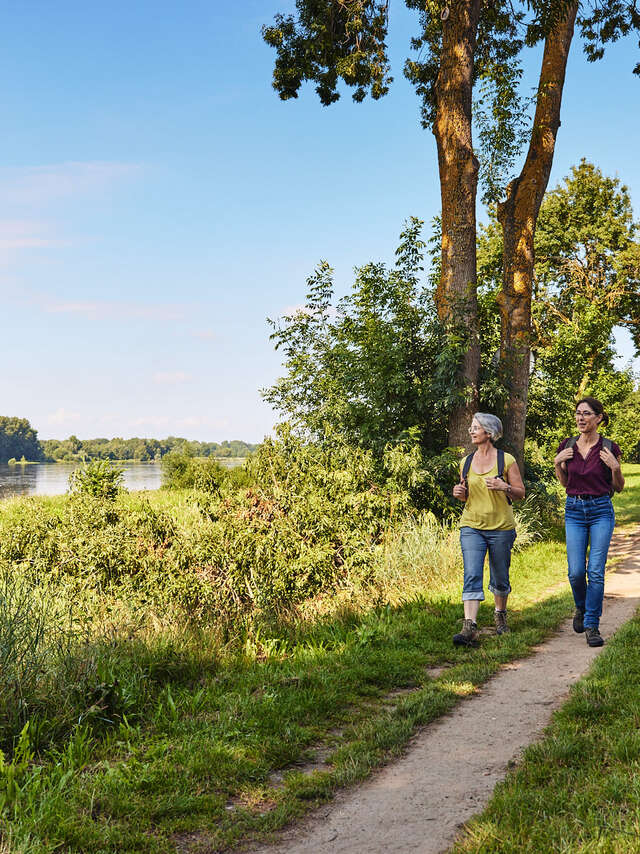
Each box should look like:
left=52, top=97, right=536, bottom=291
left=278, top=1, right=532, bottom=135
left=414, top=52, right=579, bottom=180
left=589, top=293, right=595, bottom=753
left=462, top=592, right=485, bottom=601
left=488, top=583, right=511, bottom=597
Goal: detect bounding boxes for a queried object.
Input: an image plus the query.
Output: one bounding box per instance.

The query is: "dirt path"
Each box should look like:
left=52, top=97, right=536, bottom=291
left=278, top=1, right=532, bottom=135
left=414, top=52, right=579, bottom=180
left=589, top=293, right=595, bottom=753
left=248, top=527, right=640, bottom=854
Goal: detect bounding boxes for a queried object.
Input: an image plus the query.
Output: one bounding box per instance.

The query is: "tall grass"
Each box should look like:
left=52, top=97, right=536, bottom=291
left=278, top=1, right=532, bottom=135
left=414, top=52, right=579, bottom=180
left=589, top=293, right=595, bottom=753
left=0, top=570, right=77, bottom=750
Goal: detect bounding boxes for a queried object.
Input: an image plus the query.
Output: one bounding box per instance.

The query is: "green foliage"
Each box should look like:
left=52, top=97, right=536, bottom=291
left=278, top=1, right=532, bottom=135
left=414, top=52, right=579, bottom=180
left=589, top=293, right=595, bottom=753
left=68, top=459, right=125, bottom=500
left=0, top=430, right=415, bottom=624
left=262, top=1, right=392, bottom=105
left=200, top=425, right=411, bottom=615
left=476, top=161, right=640, bottom=456
left=162, top=450, right=250, bottom=491
left=264, top=219, right=463, bottom=460
left=0, top=416, right=43, bottom=463
left=609, top=389, right=640, bottom=462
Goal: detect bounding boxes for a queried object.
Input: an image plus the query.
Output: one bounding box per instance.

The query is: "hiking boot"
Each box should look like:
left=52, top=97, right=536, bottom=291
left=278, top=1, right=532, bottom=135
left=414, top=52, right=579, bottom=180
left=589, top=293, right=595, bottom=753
left=573, top=608, right=585, bottom=634
left=453, top=618, right=478, bottom=647
left=585, top=627, right=604, bottom=647
left=494, top=609, right=510, bottom=635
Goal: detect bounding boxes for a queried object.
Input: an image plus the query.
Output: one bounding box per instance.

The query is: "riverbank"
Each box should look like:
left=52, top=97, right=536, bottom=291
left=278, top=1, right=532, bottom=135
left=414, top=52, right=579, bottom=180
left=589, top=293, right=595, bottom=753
left=1, top=465, right=636, bottom=853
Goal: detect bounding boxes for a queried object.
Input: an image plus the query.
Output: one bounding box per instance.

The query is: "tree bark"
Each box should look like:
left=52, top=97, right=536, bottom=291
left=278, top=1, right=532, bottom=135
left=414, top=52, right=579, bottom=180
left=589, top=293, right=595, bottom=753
left=434, top=0, right=482, bottom=450
left=497, top=3, right=578, bottom=471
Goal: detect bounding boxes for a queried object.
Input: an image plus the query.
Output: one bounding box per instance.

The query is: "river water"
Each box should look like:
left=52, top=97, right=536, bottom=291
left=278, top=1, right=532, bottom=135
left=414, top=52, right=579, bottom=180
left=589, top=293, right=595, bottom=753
left=0, top=459, right=243, bottom=499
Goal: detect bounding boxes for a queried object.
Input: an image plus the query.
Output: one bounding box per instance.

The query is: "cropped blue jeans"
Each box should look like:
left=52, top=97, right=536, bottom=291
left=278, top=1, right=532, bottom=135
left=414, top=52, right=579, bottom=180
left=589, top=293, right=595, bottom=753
left=565, top=495, right=615, bottom=630
left=460, top=526, right=516, bottom=601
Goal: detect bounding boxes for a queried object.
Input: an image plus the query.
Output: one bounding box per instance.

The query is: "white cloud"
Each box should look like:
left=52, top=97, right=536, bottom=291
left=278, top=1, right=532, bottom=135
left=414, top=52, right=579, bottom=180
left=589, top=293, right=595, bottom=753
left=153, top=371, right=192, bottom=385
left=0, top=161, right=142, bottom=206
left=29, top=293, right=186, bottom=322
left=0, top=219, right=70, bottom=255
left=46, top=408, right=82, bottom=425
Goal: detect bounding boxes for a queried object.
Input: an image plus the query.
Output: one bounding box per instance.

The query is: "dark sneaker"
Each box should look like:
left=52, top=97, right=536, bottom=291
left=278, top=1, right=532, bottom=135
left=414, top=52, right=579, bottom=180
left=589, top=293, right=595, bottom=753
left=585, top=627, right=604, bottom=647
left=494, top=609, right=510, bottom=635
left=453, top=618, right=479, bottom=647
left=573, top=608, right=585, bottom=633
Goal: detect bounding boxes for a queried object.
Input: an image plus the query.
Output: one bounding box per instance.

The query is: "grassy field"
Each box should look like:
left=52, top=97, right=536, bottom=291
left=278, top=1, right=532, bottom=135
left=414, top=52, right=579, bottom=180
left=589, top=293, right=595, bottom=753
left=0, top=466, right=638, bottom=853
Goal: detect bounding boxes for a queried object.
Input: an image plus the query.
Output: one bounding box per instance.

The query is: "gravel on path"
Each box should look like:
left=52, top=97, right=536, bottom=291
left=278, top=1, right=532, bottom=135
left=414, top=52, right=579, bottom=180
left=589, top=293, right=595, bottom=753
left=248, top=527, right=640, bottom=854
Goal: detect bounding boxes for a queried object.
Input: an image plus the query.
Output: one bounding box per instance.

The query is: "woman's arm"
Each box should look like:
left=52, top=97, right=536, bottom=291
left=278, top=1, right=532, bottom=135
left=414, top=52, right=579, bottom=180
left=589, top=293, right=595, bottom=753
left=553, top=446, right=573, bottom=488
left=601, top=447, right=625, bottom=493
left=506, top=462, right=526, bottom=500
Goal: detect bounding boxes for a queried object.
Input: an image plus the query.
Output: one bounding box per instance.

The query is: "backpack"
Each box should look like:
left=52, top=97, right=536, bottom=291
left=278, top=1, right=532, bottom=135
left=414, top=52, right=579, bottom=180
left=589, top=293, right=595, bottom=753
left=462, top=448, right=512, bottom=505
left=565, top=435, right=614, bottom=495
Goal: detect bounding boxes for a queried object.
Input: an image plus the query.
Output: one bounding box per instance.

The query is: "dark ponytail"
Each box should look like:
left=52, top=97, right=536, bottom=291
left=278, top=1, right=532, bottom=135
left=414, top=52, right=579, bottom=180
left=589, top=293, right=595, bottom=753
left=576, top=396, right=609, bottom=427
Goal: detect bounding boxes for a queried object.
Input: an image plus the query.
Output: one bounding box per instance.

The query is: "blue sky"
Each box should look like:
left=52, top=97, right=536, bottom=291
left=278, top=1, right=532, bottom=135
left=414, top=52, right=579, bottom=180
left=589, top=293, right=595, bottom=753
left=1, top=1, right=638, bottom=443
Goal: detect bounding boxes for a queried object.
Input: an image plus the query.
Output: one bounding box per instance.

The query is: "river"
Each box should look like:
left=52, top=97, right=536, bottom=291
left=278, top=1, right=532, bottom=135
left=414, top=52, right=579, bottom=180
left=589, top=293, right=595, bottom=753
left=0, top=459, right=244, bottom=499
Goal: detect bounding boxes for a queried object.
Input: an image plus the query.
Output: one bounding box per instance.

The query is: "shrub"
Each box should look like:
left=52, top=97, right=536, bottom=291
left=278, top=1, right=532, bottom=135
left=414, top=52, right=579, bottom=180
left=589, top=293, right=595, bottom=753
left=162, top=450, right=230, bottom=492
left=68, top=459, right=124, bottom=500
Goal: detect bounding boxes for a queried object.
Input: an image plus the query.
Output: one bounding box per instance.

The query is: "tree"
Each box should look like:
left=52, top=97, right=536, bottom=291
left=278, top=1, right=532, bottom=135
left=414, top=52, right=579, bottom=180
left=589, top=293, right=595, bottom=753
left=264, top=218, right=454, bottom=455
left=0, top=417, right=43, bottom=463
left=263, top=1, right=640, bottom=461
left=478, top=160, right=640, bottom=456
left=496, top=4, right=578, bottom=466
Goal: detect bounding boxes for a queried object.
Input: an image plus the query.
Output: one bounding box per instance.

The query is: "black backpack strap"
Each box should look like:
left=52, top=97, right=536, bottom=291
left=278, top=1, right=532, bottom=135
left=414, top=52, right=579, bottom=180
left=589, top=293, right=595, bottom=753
left=566, top=435, right=579, bottom=448
left=497, top=448, right=512, bottom=505
left=461, top=452, right=474, bottom=497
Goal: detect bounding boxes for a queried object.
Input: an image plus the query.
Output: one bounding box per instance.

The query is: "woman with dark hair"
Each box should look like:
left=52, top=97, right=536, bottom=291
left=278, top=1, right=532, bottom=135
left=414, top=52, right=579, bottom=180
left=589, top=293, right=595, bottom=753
left=554, top=396, right=625, bottom=647
left=451, top=413, right=525, bottom=647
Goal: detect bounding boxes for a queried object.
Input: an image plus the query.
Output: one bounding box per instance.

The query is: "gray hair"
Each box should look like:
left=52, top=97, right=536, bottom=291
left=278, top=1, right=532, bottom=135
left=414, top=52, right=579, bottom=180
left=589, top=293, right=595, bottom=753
left=473, top=412, right=503, bottom=442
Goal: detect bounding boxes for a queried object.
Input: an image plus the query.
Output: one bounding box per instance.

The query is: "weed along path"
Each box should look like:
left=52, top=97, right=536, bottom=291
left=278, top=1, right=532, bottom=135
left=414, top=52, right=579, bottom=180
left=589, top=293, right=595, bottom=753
left=247, top=527, right=640, bottom=854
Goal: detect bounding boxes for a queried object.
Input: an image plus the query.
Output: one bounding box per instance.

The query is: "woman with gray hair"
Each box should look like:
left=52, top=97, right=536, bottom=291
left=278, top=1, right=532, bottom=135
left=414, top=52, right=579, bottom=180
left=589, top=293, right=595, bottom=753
left=451, top=413, right=525, bottom=646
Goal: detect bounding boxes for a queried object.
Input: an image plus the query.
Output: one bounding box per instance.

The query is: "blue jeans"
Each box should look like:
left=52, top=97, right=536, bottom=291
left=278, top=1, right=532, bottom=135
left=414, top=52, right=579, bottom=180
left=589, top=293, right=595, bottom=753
left=565, top=495, right=615, bottom=629
left=460, top=527, right=517, bottom=601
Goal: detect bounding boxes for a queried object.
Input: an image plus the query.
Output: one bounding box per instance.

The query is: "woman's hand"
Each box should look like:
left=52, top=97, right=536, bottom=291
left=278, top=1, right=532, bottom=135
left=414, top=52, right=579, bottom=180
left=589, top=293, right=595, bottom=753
left=485, top=477, right=509, bottom=492
left=600, top=446, right=621, bottom=472
left=554, top=447, right=574, bottom=468
left=453, top=478, right=467, bottom=501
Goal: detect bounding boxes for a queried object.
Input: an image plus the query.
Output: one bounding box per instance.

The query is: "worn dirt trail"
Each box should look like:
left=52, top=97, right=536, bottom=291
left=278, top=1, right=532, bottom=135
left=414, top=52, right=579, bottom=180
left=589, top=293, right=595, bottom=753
left=248, top=527, right=640, bottom=854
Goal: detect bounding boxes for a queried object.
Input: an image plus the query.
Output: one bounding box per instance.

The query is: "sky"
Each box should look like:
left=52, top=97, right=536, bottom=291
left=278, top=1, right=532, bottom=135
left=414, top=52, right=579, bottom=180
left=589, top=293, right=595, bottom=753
left=1, top=1, right=639, bottom=443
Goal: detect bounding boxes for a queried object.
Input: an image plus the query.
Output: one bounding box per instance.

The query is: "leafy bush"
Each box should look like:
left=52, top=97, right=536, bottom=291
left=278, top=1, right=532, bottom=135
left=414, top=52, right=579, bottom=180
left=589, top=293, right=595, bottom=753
left=68, top=459, right=124, bottom=500
left=162, top=450, right=249, bottom=491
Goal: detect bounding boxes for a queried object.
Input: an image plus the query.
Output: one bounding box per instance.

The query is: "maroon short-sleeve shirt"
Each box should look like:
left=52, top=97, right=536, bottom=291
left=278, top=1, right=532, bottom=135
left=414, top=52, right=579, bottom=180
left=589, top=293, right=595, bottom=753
left=557, top=435, right=621, bottom=496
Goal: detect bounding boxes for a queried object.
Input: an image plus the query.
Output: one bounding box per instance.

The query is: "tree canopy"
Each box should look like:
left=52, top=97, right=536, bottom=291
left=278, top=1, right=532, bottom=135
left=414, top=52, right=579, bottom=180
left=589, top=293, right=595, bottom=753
left=263, top=1, right=640, bottom=462
left=266, top=162, right=640, bottom=470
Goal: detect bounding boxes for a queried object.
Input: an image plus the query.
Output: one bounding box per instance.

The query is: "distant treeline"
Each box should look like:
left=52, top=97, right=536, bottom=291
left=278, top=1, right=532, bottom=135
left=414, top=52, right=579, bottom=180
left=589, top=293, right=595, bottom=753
left=0, top=416, right=258, bottom=463
left=41, top=436, right=258, bottom=462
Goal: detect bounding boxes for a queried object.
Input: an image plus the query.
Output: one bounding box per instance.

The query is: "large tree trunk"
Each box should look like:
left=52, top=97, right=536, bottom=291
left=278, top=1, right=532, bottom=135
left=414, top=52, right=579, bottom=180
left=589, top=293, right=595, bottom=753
left=434, top=0, right=482, bottom=450
left=497, top=3, right=578, bottom=471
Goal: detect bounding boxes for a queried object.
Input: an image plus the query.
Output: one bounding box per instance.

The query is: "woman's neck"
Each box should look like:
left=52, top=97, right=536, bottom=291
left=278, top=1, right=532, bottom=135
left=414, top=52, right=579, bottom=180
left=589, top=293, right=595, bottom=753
left=579, top=428, right=599, bottom=446
left=474, top=440, right=494, bottom=457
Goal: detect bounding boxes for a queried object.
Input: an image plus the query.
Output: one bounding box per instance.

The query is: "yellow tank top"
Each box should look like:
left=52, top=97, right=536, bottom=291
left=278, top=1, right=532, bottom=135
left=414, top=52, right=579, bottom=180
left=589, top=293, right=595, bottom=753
left=459, top=453, right=516, bottom=531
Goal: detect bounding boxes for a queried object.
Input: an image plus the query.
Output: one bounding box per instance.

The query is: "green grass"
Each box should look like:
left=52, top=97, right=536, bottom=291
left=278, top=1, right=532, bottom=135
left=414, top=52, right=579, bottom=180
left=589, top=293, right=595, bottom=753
left=613, top=462, right=640, bottom=527
left=1, top=465, right=638, bottom=853
left=453, top=614, right=640, bottom=854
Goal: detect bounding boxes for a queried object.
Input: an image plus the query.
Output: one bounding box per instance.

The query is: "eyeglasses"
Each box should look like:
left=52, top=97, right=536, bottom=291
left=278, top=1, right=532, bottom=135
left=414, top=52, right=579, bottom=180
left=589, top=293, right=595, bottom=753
left=575, top=410, right=595, bottom=418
